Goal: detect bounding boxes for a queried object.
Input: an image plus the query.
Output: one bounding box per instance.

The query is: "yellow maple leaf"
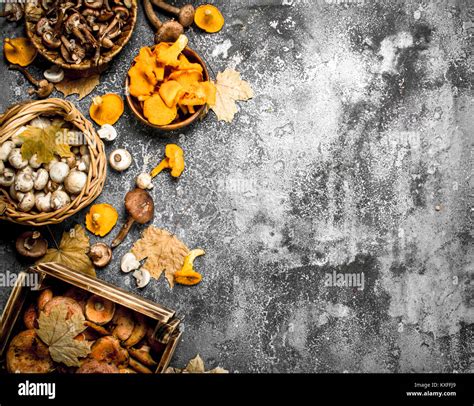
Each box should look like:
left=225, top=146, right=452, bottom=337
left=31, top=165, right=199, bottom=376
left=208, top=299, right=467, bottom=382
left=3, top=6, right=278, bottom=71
left=20, top=123, right=73, bottom=164
left=131, top=226, right=189, bottom=288
left=36, top=225, right=96, bottom=277
left=209, top=68, right=254, bottom=123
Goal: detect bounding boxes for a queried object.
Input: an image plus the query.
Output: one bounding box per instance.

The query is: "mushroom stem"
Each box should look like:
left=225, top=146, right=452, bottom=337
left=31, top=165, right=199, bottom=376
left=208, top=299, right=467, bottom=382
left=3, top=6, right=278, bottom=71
left=9, top=64, right=40, bottom=86
left=143, top=0, right=162, bottom=30
left=151, top=0, right=178, bottom=15
left=150, top=158, right=169, bottom=178
left=111, top=216, right=135, bottom=248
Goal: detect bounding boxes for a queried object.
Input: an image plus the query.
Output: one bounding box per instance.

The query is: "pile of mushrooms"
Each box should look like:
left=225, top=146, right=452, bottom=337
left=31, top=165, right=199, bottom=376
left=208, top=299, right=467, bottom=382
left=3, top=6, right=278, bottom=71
left=0, top=117, right=90, bottom=213
left=7, top=288, right=165, bottom=373
left=27, top=0, right=134, bottom=65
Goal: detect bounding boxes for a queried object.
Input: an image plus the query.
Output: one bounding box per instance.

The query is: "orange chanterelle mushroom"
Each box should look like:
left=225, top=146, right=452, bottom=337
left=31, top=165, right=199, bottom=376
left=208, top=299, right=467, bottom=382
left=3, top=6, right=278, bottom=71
left=194, top=5, right=224, bottom=33
left=89, top=94, right=124, bottom=126
left=3, top=37, right=37, bottom=66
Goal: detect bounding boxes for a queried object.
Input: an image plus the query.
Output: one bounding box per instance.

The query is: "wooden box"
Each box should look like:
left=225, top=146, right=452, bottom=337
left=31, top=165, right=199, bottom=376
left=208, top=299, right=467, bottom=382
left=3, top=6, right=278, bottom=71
left=0, top=263, right=181, bottom=373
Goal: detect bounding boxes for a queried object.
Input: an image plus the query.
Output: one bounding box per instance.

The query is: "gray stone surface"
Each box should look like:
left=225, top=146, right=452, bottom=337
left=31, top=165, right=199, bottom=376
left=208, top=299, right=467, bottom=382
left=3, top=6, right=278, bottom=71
left=0, top=0, right=472, bottom=372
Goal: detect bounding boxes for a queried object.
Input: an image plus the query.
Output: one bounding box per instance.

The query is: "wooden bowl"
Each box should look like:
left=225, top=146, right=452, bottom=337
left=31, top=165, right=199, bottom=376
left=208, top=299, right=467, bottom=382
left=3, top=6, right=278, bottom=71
left=125, top=46, right=210, bottom=132
left=24, top=1, right=138, bottom=77
left=0, top=99, right=107, bottom=226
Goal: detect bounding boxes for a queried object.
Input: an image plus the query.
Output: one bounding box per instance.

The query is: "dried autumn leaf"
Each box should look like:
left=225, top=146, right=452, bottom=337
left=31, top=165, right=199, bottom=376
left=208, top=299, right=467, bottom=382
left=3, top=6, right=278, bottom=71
left=131, top=226, right=189, bottom=288
left=36, top=302, right=91, bottom=367
left=36, top=225, right=96, bottom=277
left=165, top=354, right=229, bottom=374
left=185, top=354, right=205, bottom=373
left=20, top=123, right=73, bottom=164
left=210, top=68, right=254, bottom=123
left=55, top=74, right=100, bottom=100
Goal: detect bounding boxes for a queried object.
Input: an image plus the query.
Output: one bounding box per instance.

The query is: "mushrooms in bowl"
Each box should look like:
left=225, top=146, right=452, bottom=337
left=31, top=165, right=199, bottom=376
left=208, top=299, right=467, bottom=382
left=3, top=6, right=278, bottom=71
left=125, top=35, right=215, bottom=131
left=24, top=0, right=138, bottom=74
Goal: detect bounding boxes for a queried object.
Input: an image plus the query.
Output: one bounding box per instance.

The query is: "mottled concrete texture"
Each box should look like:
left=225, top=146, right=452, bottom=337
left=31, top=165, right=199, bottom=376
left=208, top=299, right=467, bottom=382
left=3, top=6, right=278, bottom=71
left=0, top=0, right=473, bottom=372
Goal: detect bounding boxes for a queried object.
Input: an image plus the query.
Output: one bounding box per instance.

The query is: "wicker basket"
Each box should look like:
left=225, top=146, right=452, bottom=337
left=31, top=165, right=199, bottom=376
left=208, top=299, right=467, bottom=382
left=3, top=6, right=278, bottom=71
left=24, top=1, right=138, bottom=76
left=0, top=99, right=106, bottom=226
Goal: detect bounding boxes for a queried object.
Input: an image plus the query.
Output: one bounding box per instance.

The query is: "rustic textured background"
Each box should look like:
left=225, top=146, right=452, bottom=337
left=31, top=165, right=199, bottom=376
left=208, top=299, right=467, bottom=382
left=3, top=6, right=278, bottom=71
left=0, top=0, right=473, bottom=372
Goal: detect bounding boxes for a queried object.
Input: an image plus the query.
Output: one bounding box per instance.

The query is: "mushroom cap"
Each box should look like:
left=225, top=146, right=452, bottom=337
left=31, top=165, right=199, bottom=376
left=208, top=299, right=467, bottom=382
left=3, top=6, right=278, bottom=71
left=178, top=5, right=195, bottom=27
left=6, top=330, right=54, bottom=373
left=90, top=336, right=129, bottom=367
left=124, top=188, right=154, bottom=224
left=85, top=295, right=116, bottom=325
left=89, top=243, right=112, bottom=268
left=77, top=359, right=119, bottom=373
left=194, top=5, right=225, bottom=33
left=15, top=231, right=48, bottom=259
left=43, top=297, right=84, bottom=319
left=4, top=37, right=38, bottom=67
left=89, top=94, right=124, bottom=126
left=155, top=21, right=184, bottom=43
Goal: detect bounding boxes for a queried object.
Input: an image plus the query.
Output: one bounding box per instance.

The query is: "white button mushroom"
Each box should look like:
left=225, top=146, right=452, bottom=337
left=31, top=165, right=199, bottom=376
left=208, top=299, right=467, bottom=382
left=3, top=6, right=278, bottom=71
left=8, top=148, right=28, bottom=169
left=0, top=141, right=15, bottom=161
left=64, top=170, right=87, bottom=194
left=44, top=157, right=59, bottom=172
left=51, top=190, right=71, bottom=210
left=35, top=192, right=52, bottom=212
left=133, top=268, right=151, bottom=288
left=11, top=127, right=27, bottom=146
left=0, top=168, right=15, bottom=187
left=121, top=252, right=140, bottom=273
left=79, top=145, right=89, bottom=156
left=98, top=124, right=117, bottom=142
left=30, top=117, right=52, bottom=129
left=0, top=160, right=4, bottom=175
left=18, top=192, right=35, bottom=212
left=9, top=184, right=24, bottom=201
left=136, top=173, right=153, bottom=190
left=109, top=149, right=132, bottom=172
left=34, top=168, right=49, bottom=190
left=49, top=161, right=70, bottom=183
left=45, top=180, right=61, bottom=193
left=76, top=155, right=90, bottom=172
left=15, top=171, right=35, bottom=193
left=43, top=66, right=64, bottom=83
left=29, top=154, right=42, bottom=169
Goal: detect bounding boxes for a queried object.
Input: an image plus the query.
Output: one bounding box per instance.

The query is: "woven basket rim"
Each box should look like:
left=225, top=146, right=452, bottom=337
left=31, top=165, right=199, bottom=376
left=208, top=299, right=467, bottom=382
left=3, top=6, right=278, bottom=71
left=0, top=98, right=106, bottom=226
left=24, top=0, right=138, bottom=71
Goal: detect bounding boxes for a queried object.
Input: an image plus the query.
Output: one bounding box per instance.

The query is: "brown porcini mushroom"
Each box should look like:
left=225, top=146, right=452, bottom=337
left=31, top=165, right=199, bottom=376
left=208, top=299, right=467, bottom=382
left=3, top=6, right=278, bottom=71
left=36, top=17, right=53, bottom=36
left=152, top=1, right=194, bottom=28
left=143, top=0, right=183, bottom=43
left=0, top=3, right=24, bottom=22
left=85, top=295, right=116, bottom=325
left=9, top=65, right=54, bottom=99
left=42, top=31, right=61, bottom=49
left=88, top=243, right=112, bottom=268
left=111, top=188, right=154, bottom=248
left=83, top=0, right=104, bottom=9
left=15, top=231, right=48, bottom=259
left=60, top=35, right=86, bottom=64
